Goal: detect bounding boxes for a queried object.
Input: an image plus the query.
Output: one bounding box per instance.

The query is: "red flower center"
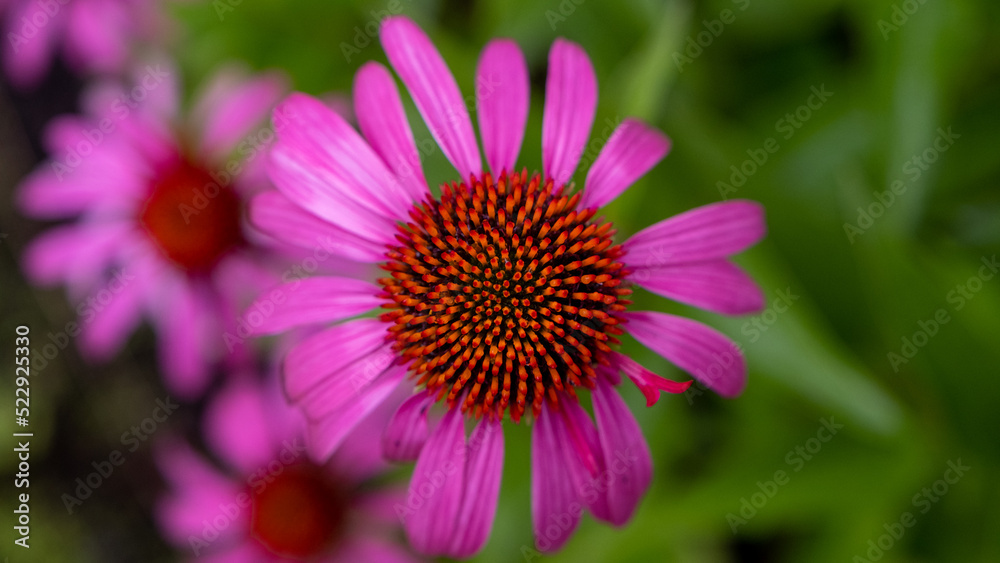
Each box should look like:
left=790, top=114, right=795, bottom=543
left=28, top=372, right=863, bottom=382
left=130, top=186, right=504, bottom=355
left=138, top=156, right=243, bottom=273
left=378, top=170, right=631, bottom=422
left=249, top=464, right=347, bottom=560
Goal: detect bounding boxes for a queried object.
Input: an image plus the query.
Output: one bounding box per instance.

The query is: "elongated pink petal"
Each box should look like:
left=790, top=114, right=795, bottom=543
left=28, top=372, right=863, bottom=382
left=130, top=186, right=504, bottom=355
left=380, top=16, right=482, bottom=178
left=249, top=190, right=387, bottom=263
left=21, top=222, right=130, bottom=286
left=591, top=377, right=652, bottom=525
left=631, top=260, right=765, bottom=315
left=383, top=391, right=435, bottom=462
left=77, top=268, right=145, bottom=360
left=195, top=70, right=286, bottom=156
left=305, top=364, right=406, bottom=461
left=532, top=402, right=583, bottom=553
left=204, top=379, right=291, bottom=475
left=624, top=200, right=766, bottom=263
left=404, top=408, right=467, bottom=555
left=155, top=281, right=211, bottom=399
left=296, top=345, right=397, bottom=421
left=283, top=317, right=388, bottom=400
left=612, top=353, right=692, bottom=407
left=582, top=119, right=669, bottom=209
left=450, top=418, right=504, bottom=557
left=268, top=93, right=411, bottom=235
left=542, top=39, right=597, bottom=186
left=626, top=311, right=747, bottom=397
left=557, top=399, right=611, bottom=522
left=354, top=61, right=429, bottom=201
left=246, top=276, right=381, bottom=335
left=476, top=39, right=529, bottom=176
left=3, top=0, right=61, bottom=88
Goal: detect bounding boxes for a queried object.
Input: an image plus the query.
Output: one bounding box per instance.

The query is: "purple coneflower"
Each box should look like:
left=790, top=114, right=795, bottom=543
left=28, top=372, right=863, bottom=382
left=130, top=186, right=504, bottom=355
left=249, top=15, right=765, bottom=557
left=17, top=65, right=288, bottom=398
left=156, top=374, right=423, bottom=562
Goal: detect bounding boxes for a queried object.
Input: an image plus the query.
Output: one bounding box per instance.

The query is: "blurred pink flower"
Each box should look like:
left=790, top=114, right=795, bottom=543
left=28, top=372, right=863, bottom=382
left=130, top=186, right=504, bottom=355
left=248, top=15, right=766, bottom=557
left=156, top=373, right=422, bottom=562
left=1, top=0, right=160, bottom=88
left=16, top=64, right=290, bottom=398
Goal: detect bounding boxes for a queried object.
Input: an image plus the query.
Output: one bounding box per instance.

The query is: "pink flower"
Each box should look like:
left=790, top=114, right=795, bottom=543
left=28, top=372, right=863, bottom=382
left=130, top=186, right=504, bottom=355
left=16, top=64, right=289, bottom=398
left=156, top=373, right=423, bottom=562
left=1, top=0, right=159, bottom=88
left=249, top=16, right=766, bottom=557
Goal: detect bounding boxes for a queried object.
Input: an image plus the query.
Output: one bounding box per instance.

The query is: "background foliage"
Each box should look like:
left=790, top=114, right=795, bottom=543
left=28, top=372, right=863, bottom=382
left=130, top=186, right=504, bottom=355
left=2, top=0, right=999, bottom=561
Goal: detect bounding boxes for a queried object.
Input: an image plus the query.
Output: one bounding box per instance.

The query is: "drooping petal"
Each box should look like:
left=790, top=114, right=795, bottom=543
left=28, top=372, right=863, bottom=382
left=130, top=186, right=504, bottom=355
left=582, top=119, right=670, bottom=209
left=624, top=200, right=766, bottom=264
left=630, top=260, right=765, bottom=315
left=2, top=0, right=60, bottom=88
left=542, top=39, right=597, bottom=186
left=403, top=407, right=467, bottom=555
left=204, top=378, right=290, bottom=475
left=296, top=345, right=397, bottom=421
left=154, top=279, right=212, bottom=399
left=267, top=93, right=411, bottom=236
left=283, top=317, right=388, bottom=400
left=626, top=311, right=747, bottom=397
left=248, top=190, right=387, bottom=263
left=21, top=221, right=131, bottom=286
left=305, top=364, right=406, bottom=461
left=557, top=399, right=611, bottom=522
left=77, top=266, right=145, bottom=360
left=591, top=377, right=653, bottom=525
left=450, top=417, right=504, bottom=557
left=476, top=39, right=529, bottom=176
left=613, top=352, right=692, bottom=407
left=245, top=276, right=382, bottom=335
left=380, top=16, right=482, bottom=178
left=383, top=391, right=436, bottom=462
left=353, top=61, right=428, bottom=201
left=531, top=402, right=583, bottom=553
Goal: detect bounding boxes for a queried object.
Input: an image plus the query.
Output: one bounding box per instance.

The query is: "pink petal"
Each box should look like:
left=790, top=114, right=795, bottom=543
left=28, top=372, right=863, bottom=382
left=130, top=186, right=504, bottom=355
left=296, top=344, right=398, bottom=421
left=249, top=190, right=388, bottom=263
left=21, top=221, right=131, bottom=286
left=154, top=442, right=247, bottom=548
left=612, top=352, right=692, bottom=407
left=581, top=118, right=670, bottom=209
left=380, top=16, right=482, bottom=178
left=403, top=407, right=467, bottom=556
left=353, top=61, right=428, bottom=201
left=531, top=402, right=583, bottom=552
left=449, top=417, right=504, bottom=557
left=476, top=39, right=529, bottom=176
left=305, top=364, right=406, bottom=461
left=77, top=267, right=145, bottom=360
left=154, top=279, right=212, bottom=399
left=64, top=0, right=129, bottom=74
left=626, top=311, right=747, bottom=397
left=631, top=260, right=765, bottom=315
left=245, top=276, right=382, bottom=335
left=283, top=317, right=389, bottom=401
left=194, top=68, right=287, bottom=156
left=624, top=200, right=766, bottom=264
left=591, top=377, right=653, bottom=525
left=383, top=391, right=435, bottom=462
left=557, top=398, right=611, bottom=522
left=204, top=378, right=290, bottom=475
left=268, top=93, right=410, bottom=237
left=3, top=0, right=62, bottom=88
left=542, top=39, right=597, bottom=187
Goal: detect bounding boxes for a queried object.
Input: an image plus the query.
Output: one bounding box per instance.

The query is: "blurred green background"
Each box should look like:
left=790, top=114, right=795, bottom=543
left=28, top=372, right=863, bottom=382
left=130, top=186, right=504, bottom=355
left=2, top=0, right=999, bottom=561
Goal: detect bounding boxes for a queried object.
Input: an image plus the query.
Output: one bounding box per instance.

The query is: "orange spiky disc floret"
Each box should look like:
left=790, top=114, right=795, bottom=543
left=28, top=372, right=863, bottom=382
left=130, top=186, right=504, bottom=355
left=377, top=170, right=631, bottom=423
